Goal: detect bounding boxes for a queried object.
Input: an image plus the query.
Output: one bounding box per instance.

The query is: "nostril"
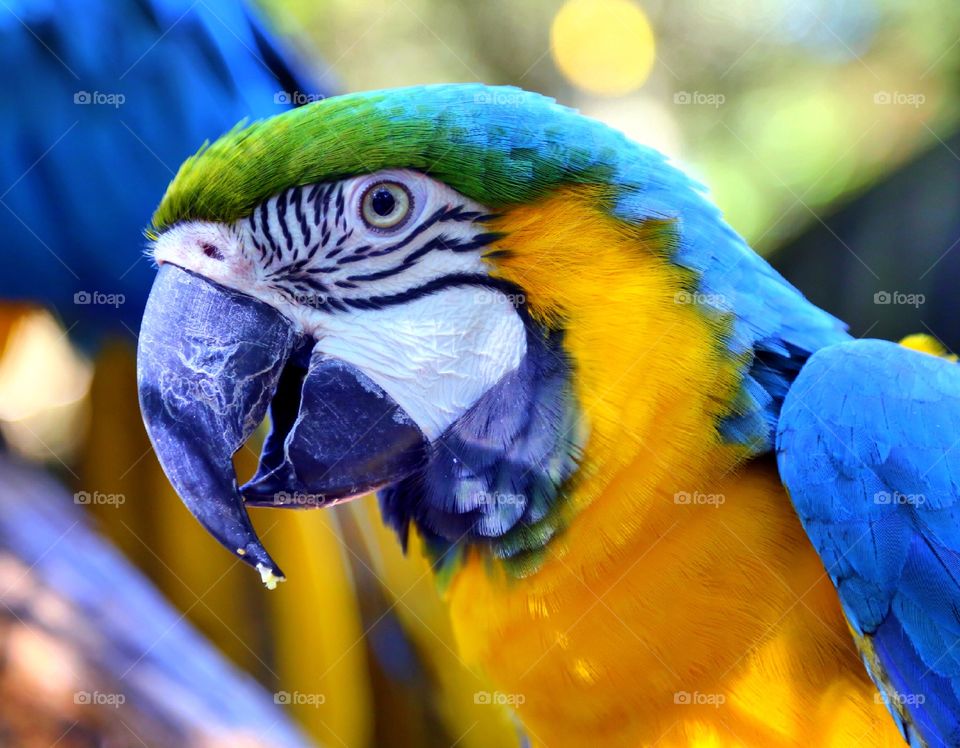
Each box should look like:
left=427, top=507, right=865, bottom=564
left=200, top=242, right=224, bottom=261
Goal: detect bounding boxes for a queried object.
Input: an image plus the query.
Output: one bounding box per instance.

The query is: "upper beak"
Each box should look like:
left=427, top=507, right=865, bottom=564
left=137, top=264, right=297, bottom=586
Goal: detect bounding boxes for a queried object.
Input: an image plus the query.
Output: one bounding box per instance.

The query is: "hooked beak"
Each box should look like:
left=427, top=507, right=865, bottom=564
left=137, top=264, right=297, bottom=586
left=137, top=264, right=428, bottom=587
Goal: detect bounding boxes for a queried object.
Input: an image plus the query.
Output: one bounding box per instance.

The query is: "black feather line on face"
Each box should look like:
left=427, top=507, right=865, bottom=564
left=340, top=273, right=524, bottom=312
left=335, top=184, right=345, bottom=227
left=292, top=185, right=306, bottom=233
left=276, top=192, right=294, bottom=254
left=312, top=186, right=324, bottom=227
left=349, top=205, right=450, bottom=263
left=344, top=232, right=501, bottom=284
left=252, top=236, right=267, bottom=262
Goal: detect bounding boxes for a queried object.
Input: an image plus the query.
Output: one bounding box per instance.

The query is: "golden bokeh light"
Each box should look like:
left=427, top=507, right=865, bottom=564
left=550, top=0, right=656, bottom=96
left=0, top=310, right=91, bottom=461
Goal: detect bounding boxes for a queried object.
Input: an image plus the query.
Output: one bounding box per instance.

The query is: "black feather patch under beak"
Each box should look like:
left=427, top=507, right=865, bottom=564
left=137, top=264, right=428, bottom=587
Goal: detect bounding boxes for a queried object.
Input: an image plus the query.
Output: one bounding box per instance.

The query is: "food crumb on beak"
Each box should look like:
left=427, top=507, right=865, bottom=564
left=257, top=563, right=286, bottom=590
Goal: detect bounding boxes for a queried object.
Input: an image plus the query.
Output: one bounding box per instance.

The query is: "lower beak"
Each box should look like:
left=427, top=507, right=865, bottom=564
left=136, top=264, right=297, bottom=586
left=241, top=354, right=428, bottom=508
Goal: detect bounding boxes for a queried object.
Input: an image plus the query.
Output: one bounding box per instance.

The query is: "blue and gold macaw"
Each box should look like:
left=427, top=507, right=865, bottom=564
left=135, top=83, right=960, bottom=747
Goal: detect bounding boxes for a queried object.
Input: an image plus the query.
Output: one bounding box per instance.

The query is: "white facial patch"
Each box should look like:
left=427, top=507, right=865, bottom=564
left=316, top=287, right=526, bottom=440
left=149, top=169, right=529, bottom=440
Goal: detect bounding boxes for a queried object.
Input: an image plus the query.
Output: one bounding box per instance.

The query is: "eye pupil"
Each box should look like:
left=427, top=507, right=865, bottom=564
left=371, top=188, right=396, bottom=217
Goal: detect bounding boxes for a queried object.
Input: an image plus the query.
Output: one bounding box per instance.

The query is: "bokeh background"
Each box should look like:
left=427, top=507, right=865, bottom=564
left=0, top=0, right=957, bottom=746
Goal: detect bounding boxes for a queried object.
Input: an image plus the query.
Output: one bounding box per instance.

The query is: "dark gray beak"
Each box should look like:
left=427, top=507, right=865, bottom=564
left=137, top=264, right=428, bottom=587
left=137, top=264, right=297, bottom=586
left=241, top=353, right=428, bottom=508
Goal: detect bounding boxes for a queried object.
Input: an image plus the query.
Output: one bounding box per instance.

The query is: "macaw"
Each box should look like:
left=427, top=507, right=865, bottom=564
left=136, top=83, right=960, bottom=747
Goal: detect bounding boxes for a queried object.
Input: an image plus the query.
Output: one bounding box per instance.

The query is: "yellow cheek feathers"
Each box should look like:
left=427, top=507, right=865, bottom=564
left=481, top=187, right=749, bottom=576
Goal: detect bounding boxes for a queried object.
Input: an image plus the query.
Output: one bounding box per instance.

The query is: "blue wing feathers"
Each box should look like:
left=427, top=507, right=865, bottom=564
left=778, top=339, right=960, bottom=746
left=873, top=612, right=960, bottom=747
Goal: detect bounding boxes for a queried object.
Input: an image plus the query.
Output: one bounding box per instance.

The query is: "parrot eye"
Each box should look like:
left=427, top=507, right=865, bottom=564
left=360, top=181, right=412, bottom=231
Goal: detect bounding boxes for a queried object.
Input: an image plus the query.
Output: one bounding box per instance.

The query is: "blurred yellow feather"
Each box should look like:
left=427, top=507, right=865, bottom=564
left=349, top=496, right=522, bottom=748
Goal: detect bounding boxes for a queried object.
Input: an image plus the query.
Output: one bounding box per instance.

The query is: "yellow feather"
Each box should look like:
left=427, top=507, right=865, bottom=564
left=899, top=332, right=956, bottom=360
left=262, top=507, right=373, bottom=748
left=349, top=496, right=523, bottom=748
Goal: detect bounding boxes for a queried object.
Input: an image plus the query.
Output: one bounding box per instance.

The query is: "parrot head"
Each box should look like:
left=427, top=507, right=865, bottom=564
left=137, top=84, right=843, bottom=586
